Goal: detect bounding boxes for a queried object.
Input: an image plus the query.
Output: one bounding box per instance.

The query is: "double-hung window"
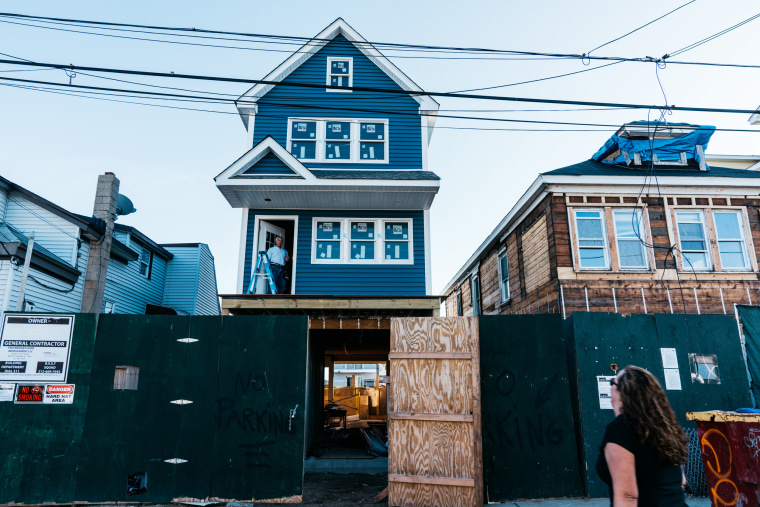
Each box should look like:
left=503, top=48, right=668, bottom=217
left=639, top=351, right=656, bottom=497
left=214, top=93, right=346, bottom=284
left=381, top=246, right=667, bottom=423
left=471, top=273, right=481, bottom=316
left=327, top=57, right=352, bottom=90
left=290, top=121, right=317, bottom=161
left=350, top=221, right=375, bottom=260
left=574, top=210, right=609, bottom=269
left=713, top=210, right=749, bottom=270
left=312, top=218, right=412, bottom=264
left=675, top=211, right=710, bottom=270
left=315, top=221, right=342, bottom=260
left=287, top=119, right=388, bottom=163
left=613, top=210, right=648, bottom=269
left=498, top=250, right=510, bottom=302
left=139, top=247, right=152, bottom=278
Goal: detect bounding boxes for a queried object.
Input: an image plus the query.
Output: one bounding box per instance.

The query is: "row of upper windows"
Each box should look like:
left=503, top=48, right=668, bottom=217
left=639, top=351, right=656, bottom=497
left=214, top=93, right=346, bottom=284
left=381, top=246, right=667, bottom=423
left=311, top=218, right=413, bottom=265
left=570, top=207, right=754, bottom=272
left=288, top=118, right=388, bottom=164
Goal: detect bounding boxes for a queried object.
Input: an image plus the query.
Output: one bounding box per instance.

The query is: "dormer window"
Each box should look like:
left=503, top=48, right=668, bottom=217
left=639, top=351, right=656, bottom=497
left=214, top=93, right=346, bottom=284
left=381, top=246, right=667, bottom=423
left=327, top=58, right=352, bottom=91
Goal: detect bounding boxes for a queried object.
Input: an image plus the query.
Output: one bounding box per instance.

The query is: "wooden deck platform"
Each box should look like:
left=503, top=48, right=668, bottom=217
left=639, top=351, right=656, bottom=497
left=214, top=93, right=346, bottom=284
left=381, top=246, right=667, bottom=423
left=219, top=294, right=442, bottom=319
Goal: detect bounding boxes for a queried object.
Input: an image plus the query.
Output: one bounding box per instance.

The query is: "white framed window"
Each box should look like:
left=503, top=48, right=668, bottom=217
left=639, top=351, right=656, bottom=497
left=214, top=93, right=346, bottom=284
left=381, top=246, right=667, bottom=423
left=498, top=250, right=510, bottom=303
left=675, top=211, right=711, bottom=270
left=326, top=57, right=352, bottom=90
left=287, top=118, right=388, bottom=164
left=612, top=209, right=648, bottom=270
left=139, top=247, right=152, bottom=278
left=311, top=218, right=413, bottom=265
left=574, top=209, right=610, bottom=269
left=104, top=301, right=116, bottom=314
left=712, top=210, right=750, bottom=270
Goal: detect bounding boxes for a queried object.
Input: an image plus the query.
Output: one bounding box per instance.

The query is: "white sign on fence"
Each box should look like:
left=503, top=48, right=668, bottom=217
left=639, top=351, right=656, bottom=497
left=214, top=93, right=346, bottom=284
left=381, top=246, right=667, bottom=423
left=0, top=315, right=75, bottom=383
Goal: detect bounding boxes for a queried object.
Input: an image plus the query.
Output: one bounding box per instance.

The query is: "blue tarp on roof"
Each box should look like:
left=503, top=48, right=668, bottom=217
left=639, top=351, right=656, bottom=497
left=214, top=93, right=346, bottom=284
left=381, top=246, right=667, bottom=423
left=592, top=121, right=716, bottom=169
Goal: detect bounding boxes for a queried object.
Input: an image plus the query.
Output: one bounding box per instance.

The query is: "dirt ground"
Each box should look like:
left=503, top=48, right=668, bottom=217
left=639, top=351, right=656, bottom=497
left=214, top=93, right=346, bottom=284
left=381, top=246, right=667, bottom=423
left=254, top=473, right=388, bottom=506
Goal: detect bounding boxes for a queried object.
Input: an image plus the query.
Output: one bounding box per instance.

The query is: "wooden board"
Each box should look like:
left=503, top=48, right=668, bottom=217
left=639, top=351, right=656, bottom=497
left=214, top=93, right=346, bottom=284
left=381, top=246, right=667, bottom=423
left=388, top=317, right=482, bottom=507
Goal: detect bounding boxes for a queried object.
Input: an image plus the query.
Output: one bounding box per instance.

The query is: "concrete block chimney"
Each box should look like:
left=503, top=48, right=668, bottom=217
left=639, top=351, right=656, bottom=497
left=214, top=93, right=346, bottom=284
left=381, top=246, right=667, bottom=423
left=81, top=172, right=119, bottom=313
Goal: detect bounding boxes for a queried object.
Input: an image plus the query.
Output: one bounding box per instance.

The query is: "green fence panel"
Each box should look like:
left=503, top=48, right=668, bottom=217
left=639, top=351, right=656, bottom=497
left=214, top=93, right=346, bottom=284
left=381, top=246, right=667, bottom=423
left=210, top=315, right=308, bottom=502
left=567, top=312, right=752, bottom=498
left=76, top=315, right=193, bottom=503
left=0, top=313, right=97, bottom=504
left=479, top=315, right=582, bottom=502
left=736, top=305, right=760, bottom=406
left=172, top=316, right=222, bottom=500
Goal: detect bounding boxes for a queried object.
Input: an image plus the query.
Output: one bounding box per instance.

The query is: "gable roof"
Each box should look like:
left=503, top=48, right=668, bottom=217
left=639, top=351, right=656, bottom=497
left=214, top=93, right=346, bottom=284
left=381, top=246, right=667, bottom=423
left=0, top=175, right=104, bottom=241
left=544, top=159, right=760, bottom=178
left=215, top=136, right=316, bottom=182
left=235, top=18, right=439, bottom=127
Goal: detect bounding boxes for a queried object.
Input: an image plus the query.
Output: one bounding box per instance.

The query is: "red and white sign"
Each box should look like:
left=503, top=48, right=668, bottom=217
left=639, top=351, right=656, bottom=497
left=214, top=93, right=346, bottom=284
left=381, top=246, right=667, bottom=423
left=43, top=384, right=75, bottom=404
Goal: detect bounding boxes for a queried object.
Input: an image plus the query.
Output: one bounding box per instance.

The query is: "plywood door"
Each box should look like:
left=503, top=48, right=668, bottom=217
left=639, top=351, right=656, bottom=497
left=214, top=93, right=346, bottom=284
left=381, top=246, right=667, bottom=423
left=388, top=317, right=483, bottom=507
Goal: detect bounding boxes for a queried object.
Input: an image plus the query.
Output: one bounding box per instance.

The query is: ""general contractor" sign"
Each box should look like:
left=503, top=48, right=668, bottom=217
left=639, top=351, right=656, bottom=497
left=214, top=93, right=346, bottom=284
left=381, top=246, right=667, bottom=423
left=0, top=315, right=75, bottom=383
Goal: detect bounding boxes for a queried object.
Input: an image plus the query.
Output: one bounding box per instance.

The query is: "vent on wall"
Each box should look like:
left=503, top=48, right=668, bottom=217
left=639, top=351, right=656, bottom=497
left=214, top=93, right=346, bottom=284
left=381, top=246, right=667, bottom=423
left=114, top=366, right=140, bottom=390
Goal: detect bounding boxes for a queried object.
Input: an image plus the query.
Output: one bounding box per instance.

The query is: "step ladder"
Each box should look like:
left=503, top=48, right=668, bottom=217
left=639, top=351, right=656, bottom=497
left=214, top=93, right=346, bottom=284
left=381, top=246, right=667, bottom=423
left=247, top=251, right=278, bottom=295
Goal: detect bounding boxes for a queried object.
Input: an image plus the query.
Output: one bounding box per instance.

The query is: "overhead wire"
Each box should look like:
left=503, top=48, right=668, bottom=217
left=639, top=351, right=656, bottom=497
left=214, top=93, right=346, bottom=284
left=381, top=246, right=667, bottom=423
left=2, top=58, right=760, bottom=116
left=2, top=11, right=760, bottom=69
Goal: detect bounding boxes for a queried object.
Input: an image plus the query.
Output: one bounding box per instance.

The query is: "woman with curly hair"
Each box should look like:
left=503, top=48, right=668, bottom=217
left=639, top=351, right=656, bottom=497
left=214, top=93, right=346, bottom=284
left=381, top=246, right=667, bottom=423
left=597, top=366, right=689, bottom=506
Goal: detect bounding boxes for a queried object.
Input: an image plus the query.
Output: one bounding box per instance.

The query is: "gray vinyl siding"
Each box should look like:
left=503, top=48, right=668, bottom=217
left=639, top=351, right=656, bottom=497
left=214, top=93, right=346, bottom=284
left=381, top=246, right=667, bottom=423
left=243, top=209, right=426, bottom=295
left=102, top=239, right=167, bottom=314
left=195, top=244, right=221, bottom=315
left=162, top=245, right=199, bottom=314
left=253, top=35, right=423, bottom=171
left=1, top=240, right=89, bottom=314
left=4, top=195, right=81, bottom=266
left=0, top=187, right=8, bottom=222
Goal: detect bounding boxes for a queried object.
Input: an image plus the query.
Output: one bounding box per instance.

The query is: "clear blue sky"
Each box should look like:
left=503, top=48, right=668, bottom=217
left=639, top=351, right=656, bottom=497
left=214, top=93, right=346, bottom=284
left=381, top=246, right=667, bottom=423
left=0, top=1, right=758, bottom=294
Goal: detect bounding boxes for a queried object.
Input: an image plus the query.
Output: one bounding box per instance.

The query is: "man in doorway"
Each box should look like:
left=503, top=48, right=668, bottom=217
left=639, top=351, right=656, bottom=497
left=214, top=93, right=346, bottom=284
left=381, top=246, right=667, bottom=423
left=266, top=235, right=290, bottom=294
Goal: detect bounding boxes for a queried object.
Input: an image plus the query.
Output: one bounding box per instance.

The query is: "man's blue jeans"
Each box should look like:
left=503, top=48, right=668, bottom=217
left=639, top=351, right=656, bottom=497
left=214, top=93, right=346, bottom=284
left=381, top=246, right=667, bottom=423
left=271, top=264, right=286, bottom=294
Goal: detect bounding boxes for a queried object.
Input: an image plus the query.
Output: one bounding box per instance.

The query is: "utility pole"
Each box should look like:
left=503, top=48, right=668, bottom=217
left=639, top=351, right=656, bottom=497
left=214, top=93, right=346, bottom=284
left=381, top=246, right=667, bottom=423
left=81, top=173, right=119, bottom=314
left=15, top=232, right=34, bottom=311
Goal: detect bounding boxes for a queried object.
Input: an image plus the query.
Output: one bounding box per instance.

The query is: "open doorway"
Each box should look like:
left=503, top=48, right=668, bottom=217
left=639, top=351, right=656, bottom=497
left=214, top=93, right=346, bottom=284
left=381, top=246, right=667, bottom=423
left=305, top=329, right=390, bottom=472
left=253, top=218, right=296, bottom=294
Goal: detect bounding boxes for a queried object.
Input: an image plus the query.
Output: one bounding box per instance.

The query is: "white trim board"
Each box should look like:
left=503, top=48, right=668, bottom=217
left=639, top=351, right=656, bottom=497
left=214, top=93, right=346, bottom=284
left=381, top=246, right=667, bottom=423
left=235, top=18, right=439, bottom=127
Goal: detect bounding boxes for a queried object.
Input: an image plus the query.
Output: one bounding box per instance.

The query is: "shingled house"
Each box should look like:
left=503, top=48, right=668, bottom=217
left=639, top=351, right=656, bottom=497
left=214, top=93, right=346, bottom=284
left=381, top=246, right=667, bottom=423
left=443, top=122, right=760, bottom=317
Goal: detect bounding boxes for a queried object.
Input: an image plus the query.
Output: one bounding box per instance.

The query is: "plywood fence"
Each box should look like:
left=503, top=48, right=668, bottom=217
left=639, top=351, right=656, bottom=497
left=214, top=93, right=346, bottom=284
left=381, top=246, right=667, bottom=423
left=388, top=317, right=483, bottom=507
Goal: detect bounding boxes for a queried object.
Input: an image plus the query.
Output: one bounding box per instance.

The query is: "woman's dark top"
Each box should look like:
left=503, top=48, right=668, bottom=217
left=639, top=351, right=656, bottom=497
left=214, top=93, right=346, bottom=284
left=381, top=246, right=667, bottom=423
left=596, top=415, right=686, bottom=506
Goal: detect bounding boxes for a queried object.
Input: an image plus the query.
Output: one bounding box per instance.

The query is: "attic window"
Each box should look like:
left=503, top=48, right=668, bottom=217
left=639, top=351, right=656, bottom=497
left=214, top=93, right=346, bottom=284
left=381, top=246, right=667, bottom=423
left=327, top=58, right=352, bottom=91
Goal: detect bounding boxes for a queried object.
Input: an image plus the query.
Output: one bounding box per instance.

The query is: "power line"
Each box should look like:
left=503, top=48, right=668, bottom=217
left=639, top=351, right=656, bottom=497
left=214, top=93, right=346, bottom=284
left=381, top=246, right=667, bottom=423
left=665, top=11, right=760, bottom=58
left=2, top=11, right=760, bottom=69
left=3, top=79, right=760, bottom=135
left=586, top=0, right=696, bottom=55
left=1, top=57, right=760, bottom=115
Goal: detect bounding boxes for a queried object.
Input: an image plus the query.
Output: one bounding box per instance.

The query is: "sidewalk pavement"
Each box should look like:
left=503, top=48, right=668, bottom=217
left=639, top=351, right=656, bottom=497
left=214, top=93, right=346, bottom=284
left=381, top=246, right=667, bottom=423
left=492, top=497, right=711, bottom=506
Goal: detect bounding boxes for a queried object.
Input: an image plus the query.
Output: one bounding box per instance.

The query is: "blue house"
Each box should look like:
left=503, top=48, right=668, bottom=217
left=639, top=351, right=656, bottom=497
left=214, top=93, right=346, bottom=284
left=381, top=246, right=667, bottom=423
left=215, top=19, right=440, bottom=296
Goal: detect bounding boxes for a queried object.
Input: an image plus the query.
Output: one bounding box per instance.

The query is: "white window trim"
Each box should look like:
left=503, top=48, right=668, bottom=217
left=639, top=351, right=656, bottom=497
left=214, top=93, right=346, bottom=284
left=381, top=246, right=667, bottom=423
left=674, top=209, right=713, bottom=272
left=573, top=208, right=611, bottom=270
left=712, top=209, right=752, bottom=272
left=611, top=209, right=649, bottom=270
left=311, top=218, right=413, bottom=265
left=287, top=118, right=389, bottom=164
left=139, top=247, right=151, bottom=278
left=326, top=57, right=353, bottom=92
left=497, top=248, right=510, bottom=303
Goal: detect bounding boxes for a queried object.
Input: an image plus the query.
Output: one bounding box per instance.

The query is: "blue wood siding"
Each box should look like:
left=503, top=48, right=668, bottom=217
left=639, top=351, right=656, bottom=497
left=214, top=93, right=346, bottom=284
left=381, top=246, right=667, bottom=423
left=242, top=152, right=298, bottom=176
left=103, top=239, right=167, bottom=314
left=243, top=209, right=426, bottom=295
left=253, top=35, right=423, bottom=171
